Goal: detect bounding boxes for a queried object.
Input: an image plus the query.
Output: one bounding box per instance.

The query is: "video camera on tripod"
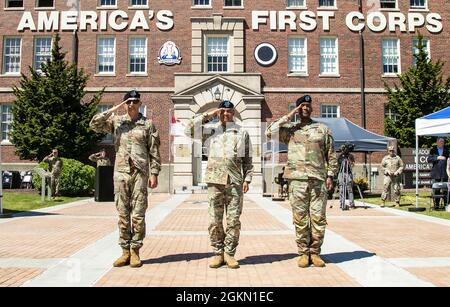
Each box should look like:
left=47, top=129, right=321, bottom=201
left=338, top=142, right=356, bottom=210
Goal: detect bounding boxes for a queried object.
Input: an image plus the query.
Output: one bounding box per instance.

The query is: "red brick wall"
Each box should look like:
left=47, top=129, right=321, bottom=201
left=0, top=0, right=448, bottom=165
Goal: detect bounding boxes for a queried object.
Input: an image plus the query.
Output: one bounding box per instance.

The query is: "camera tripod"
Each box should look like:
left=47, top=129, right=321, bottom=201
left=334, top=156, right=366, bottom=210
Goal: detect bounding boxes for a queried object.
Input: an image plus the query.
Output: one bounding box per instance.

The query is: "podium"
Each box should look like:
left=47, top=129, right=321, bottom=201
left=95, top=166, right=114, bottom=202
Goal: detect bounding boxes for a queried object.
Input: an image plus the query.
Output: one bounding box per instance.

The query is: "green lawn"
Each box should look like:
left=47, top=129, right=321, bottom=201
left=1, top=191, right=91, bottom=214
left=362, top=191, right=450, bottom=220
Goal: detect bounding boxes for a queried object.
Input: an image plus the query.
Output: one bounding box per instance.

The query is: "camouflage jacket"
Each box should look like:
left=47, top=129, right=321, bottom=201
left=90, top=112, right=161, bottom=177
left=185, top=114, right=253, bottom=185
left=88, top=153, right=111, bottom=167
left=266, top=116, right=338, bottom=181
left=381, top=155, right=404, bottom=175
left=43, top=156, right=63, bottom=176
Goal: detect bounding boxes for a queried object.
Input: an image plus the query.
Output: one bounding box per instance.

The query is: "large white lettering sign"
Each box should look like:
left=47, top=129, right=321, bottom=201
left=252, top=11, right=443, bottom=33
left=17, top=10, right=174, bottom=32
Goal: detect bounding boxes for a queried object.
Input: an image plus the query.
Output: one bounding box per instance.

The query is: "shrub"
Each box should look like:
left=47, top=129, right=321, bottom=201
left=353, top=177, right=369, bottom=193
left=32, top=158, right=95, bottom=196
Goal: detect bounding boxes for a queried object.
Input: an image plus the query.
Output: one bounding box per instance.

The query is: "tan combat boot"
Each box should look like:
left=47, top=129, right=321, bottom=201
left=380, top=201, right=385, bottom=208
left=297, top=255, right=310, bottom=268
left=224, top=253, right=240, bottom=269
left=130, top=248, right=142, bottom=268
left=209, top=253, right=224, bottom=268
left=113, top=248, right=131, bottom=267
left=395, top=201, right=400, bottom=207
left=310, top=254, right=326, bottom=267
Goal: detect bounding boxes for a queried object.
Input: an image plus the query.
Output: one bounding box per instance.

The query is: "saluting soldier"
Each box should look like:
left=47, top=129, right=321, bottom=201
left=90, top=90, right=161, bottom=268
left=266, top=95, right=338, bottom=268
left=381, top=146, right=404, bottom=207
left=89, top=148, right=111, bottom=167
left=43, top=149, right=63, bottom=199
left=185, top=100, right=253, bottom=269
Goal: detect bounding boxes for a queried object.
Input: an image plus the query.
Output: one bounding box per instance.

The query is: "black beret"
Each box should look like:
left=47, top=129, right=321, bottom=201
left=296, top=95, right=312, bottom=107
left=219, top=100, right=234, bottom=109
left=123, top=90, right=141, bottom=101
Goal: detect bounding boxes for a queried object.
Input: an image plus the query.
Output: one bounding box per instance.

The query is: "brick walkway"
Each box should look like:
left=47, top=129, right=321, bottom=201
left=0, top=193, right=449, bottom=287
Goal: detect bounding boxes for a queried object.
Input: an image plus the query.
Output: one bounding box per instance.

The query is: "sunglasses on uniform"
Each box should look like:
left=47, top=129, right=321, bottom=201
left=125, top=98, right=140, bottom=105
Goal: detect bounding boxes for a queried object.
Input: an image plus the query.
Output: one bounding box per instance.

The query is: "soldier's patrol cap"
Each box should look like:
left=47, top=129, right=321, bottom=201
left=296, top=95, right=312, bottom=107
left=388, top=145, right=395, bottom=151
left=219, top=100, right=234, bottom=109
left=123, top=90, right=141, bottom=101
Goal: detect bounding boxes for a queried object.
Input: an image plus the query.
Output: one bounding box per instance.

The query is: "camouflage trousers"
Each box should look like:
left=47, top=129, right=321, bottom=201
left=114, top=168, right=148, bottom=250
left=289, top=179, right=327, bottom=256
left=381, top=175, right=401, bottom=202
left=207, top=183, right=244, bottom=256
left=48, top=175, right=60, bottom=197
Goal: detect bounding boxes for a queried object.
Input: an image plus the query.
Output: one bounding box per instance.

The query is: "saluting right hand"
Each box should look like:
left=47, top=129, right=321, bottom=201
left=108, top=99, right=129, bottom=114
left=206, top=108, right=225, bottom=119
left=287, top=104, right=302, bottom=120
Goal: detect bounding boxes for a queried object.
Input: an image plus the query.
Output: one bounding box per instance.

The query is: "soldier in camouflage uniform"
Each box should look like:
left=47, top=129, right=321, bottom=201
left=185, top=100, right=253, bottom=269
left=381, top=146, right=404, bottom=207
left=90, top=90, right=161, bottom=268
left=266, top=95, right=338, bottom=268
left=89, top=149, right=111, bottom=167
left=43, top=149, right=63, bottom=199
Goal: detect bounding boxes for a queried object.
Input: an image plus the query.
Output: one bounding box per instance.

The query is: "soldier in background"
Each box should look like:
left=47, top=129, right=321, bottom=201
left=185, top=100, right=253, bottom=269
left=89, top=149, right=111, bottom=167
left=90, top=90, right=161, bottom=268
left=381, top=146, right=404, bottom=207
left=266, top=95, right=338, bottom=268
left=43, top=149, right=63, bottom=199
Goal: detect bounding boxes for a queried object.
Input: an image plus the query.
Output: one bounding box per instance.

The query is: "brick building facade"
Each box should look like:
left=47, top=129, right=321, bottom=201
left=0, top=0, right=448, bottom=192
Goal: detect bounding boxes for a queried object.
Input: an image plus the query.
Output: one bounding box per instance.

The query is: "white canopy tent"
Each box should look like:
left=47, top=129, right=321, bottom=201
left=414, top=106, right=450, bottom=208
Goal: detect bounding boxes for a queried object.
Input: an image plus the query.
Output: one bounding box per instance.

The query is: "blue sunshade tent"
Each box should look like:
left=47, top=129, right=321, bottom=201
left=414, top=106, right=450, bottom=208
left=263, top=117, right=393, bottom=153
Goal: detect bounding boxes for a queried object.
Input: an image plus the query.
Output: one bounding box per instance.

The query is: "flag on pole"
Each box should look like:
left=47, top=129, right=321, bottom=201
left=170, top=113, right=185, bottom=136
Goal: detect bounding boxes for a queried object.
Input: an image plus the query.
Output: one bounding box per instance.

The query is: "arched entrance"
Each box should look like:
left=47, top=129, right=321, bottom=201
left=171, top=74, right=264, bottom=193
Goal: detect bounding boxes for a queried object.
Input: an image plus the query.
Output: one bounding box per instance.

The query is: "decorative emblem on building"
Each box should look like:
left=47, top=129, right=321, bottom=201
left=158, top=41, right=182, bottom=65
left=254, top=43, right=277, bottom=67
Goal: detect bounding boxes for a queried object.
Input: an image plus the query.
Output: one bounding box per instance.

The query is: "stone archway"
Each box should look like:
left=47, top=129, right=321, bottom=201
left=171, top=73, right=264, bottom=193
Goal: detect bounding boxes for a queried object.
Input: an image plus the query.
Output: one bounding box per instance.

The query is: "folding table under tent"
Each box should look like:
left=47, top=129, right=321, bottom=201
left=414, top=106, right=450, bottom=209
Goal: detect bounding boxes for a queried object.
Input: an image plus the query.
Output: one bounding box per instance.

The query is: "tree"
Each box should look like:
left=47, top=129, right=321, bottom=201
left=10, top=34, right=104, bottom=162
left=384, top=33, right=450, bottom=148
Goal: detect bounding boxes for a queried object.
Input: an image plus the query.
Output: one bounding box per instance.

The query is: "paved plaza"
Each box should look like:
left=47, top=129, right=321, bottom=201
left=0, top=193, right=449, bottom=287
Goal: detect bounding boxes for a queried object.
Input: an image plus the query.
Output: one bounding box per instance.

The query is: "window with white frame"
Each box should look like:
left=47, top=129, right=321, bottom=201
left=193, top=0, right=210, bottom=5
left=1, top=105, right=13, bottom=142
left=36, top=0, right=54, bottom=7
left=129, top=37, right=147, bottom=74
left=34, top=37, right=52, bottom=71
left=97, top=105, right=113, bottom=142
left=320, top=105, right=339, bottom=118
left=320, top=37, right=338, bottom=75
left=3, top=37, right=21, bottom=75
left=288, top=37, right=307, bottom=74
left=382, top=38, right=400, bottom=74
left=384, top=105, right=396, bottom=121
left=6, top=0, right=23, bottom=8
left=380, top=0, right=397, bottom=9
left=410, top=0, right=426, bottom=9
left=207, top=37, right=229, bottom=73
left=97, top=37, right=115, bottom=74
left=288, top=103, right=300, bottom=123
left=412, top=38, right=430, bottom=66
left=224, top=0, right=242, bottom=7
left=130, top=0, right=147, bottom=6
left=99, top=0, right=116, bottom=6
left=286, top=0, right=305, bottom=7
left=319, top=0, right=335, bottom=7
left=139, top=105, right=147, bottom=117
